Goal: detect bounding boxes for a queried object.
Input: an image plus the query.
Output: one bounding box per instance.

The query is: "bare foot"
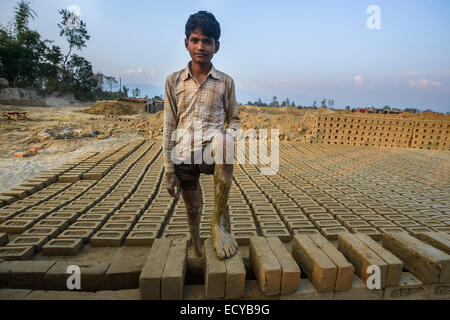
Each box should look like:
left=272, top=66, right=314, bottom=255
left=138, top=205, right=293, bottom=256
left=211, top=224, right=238, bottom=260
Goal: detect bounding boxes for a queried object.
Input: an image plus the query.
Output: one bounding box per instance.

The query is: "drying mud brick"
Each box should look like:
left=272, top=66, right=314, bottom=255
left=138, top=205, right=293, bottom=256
left=382, top=232, right=450, bottom=284
left=292, top=234, right=337, bottom=293
left=0, top=219, right=35, bottom=234
left=309, top=233, right=354, bottom=291
left=320, top=226, right=348, bottom=240
left=0, top=246, right=34, bottom=261
left=337, top=233, right=388, bottom=288
left=0, top=261, right=15, bottom=287
left=8, top=260, right=56, bottom=290
left=45, top=261, right=110, bottom=291
left=249, top=236, right=282, bottom=296
left=204, top=238, right=226, bottom=299
left=7, top=236, right=48, bottom=251
left=266, top=236, right=301, bottom=295
left=105, top=248, right=147, bottom=290
left=383, top=272, right=427, bottom=300
left=292, top=229, right=321, bottom=236
left=90, top=230, right=127, bottom=247
left=352, top=227, right=382, bottom=241
left=125, top=231, right=157, bottom=246
left=416, top=232, right=450, bottom=255
left=69, top=221, right=103, bottom=231
left=22, top=227, right=59, bottom=239
left=224, top=250, right=246, bottom=299
left=354, top=233, right=403, bottom=287
left=161, top=239, right=188, bottom=300
left=0, top=233, right=8, bottom=246
left=58, top=229, right=94, bottom=243
left=140, top=238, right=172, bottom=300
left=260, top=228, right=291, bottom=242
left=41, top=238, right=83, bottom=256
left=35, top=219, right=69, bottom=232
left=230, top=230, right=258, bottom=245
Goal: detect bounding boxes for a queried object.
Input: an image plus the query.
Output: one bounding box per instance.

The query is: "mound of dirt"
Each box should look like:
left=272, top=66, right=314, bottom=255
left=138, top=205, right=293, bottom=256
left=82, top=101, right=138, bottom=115
left=144, top=106, right=333, bottom=142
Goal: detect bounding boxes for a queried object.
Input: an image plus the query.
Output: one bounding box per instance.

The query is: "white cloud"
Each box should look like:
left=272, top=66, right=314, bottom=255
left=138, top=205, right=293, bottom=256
left=124, top=67, right=143, bottom=74
left=353, top=75, right=364, bottom=86
left=409, top=79, right=442, bottom=88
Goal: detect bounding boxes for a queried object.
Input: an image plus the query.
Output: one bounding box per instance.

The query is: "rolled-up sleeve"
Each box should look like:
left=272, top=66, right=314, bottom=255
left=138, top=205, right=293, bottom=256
left=162, top=77, right=177, bottom=174
left=224, top=78, right=240, bottom=133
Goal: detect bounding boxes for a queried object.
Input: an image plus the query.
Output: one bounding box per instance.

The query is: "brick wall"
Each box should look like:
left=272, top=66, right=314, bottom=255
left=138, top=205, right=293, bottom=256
left=307, top=115, right=450, bottom=150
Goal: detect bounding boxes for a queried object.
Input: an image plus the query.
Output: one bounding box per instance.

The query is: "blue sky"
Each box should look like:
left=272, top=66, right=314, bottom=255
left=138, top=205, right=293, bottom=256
left=1, top=0, right=450, bottom=112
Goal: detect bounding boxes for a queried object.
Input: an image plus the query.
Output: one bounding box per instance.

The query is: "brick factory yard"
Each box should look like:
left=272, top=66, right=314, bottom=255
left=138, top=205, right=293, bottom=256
left=0, top=103, right=449, bottom=300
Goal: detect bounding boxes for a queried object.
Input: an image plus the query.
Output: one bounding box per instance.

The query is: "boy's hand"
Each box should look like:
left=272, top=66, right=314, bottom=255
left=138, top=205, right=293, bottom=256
left=166, top=173, right=181, bottom=199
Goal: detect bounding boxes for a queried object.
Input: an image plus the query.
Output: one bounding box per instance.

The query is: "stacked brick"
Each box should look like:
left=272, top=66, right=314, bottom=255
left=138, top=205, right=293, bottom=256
left=308, top=115, right=450, bottom=150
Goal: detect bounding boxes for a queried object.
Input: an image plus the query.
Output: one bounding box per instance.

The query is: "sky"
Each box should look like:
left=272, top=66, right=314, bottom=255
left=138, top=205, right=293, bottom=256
left=1, top=0, right=450, bottom=112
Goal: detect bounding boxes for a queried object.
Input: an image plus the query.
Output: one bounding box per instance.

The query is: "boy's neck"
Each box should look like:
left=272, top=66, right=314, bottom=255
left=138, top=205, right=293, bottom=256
left=190, top=60, right=212, bottom=77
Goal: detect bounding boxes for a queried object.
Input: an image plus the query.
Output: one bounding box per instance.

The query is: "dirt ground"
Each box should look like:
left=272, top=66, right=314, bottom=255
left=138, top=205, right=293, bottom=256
left=1, top=101, right=448, bottom=192
left=0, top=102, right=151, bottom=192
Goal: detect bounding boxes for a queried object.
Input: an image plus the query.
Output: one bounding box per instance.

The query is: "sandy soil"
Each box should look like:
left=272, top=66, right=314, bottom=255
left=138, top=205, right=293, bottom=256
left=0, top=103, right=154, bottom=192
left=1, top=101, right=448, bottom=193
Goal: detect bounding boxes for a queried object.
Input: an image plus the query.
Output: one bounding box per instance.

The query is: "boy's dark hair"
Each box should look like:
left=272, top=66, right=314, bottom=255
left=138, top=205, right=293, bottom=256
left=185, top=11, right=221, bottom=41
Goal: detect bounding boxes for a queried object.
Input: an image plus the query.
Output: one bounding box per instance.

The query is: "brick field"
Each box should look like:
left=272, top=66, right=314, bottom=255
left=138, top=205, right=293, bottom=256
left=0, top=138, right=449, bottom=300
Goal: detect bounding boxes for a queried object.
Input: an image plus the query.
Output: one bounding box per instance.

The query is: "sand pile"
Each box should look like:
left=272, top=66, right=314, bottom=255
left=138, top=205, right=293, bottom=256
left=82, top=101, right=138, bottom=115
left=146, top=111, right=164, bottom=140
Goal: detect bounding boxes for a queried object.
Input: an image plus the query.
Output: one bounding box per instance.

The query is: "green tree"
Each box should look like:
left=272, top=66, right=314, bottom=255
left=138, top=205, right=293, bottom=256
left=270, top=96, right=279, bottom=107
left=66, top=54, right=97, bottom=100
left=0, top=57, right=5, bottom=77
left=58, top=8, right=90, bottom=89
left=122, top=85, right=129, bottom=97
left=13, top=0, right=37, bottom=44
left=132, top=87, right=141, bottom=98
left=104, top=76, right=118, bottom=93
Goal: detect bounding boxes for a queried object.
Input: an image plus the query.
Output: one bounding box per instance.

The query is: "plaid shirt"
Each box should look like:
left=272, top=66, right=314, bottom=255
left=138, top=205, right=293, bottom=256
left=163, top=62, right=240, bottom=174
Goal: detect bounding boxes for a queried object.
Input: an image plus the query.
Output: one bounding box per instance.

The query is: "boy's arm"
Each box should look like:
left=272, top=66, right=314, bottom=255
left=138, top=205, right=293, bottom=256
left=224, top=78, right=240, bottom=133
left=162, top=77, right=177, bottom=174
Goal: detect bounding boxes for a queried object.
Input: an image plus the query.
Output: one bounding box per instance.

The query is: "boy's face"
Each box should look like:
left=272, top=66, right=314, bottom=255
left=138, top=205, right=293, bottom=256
left=185, top=29, right=220, bottom=65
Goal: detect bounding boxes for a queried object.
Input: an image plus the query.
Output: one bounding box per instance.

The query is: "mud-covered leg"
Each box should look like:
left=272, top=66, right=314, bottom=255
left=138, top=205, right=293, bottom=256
left=211, top=133, right=238, bottom=260
left=182, top=186, right=203, bottom=257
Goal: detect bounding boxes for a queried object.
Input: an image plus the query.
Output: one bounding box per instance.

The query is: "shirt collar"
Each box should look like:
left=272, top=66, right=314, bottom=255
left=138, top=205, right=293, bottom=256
left=183, top=61, right=219, bottom=81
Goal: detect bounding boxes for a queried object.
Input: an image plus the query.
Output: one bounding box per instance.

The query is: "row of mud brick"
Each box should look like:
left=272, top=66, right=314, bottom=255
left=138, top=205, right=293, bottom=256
left=0, top=140, right=165, bottom=258
left=308, top=115, right=450, bottom=150
left=1, top=231, right=449, bottom=300
left=1, top=141, right=449, bottom=257
left=0, top=140, right=145, bottom=205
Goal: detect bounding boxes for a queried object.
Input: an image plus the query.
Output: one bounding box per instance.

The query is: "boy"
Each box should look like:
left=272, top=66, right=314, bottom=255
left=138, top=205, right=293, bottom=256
left=163, top=11, right=240, bottom=259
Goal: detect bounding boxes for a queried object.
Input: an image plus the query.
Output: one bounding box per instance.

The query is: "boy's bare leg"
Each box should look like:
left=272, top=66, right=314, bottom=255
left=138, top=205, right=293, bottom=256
left=210, top=133, right=238, bottom=259
left=182, top=185, right=203, bottom=257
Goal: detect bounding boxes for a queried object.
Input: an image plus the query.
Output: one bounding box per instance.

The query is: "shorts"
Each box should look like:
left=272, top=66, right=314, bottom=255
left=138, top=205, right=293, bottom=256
left=174, top=150, right=215, bottom=191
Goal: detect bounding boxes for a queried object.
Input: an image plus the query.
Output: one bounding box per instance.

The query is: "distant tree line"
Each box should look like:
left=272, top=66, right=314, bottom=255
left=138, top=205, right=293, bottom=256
left=0, top=1, right=128, bottom=101
left=242, top=95, right=437, bottom=113
left=246, top=96, right=297, bottom=107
